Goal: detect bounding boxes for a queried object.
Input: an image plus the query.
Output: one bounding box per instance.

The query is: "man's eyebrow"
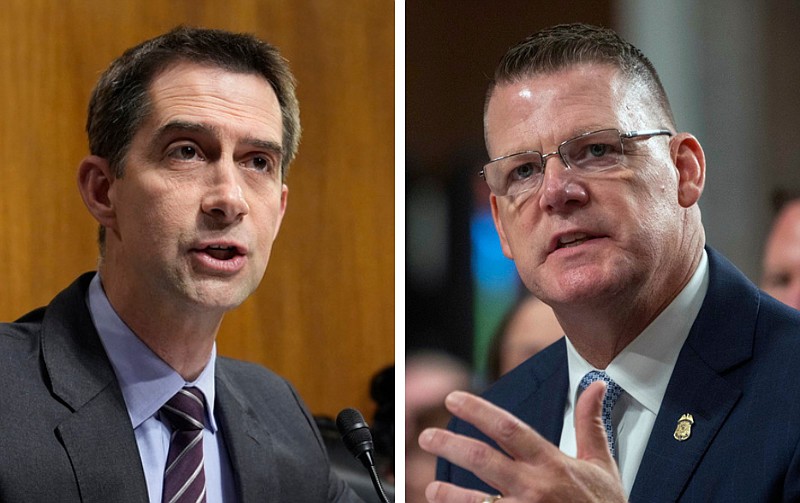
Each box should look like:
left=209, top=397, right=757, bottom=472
left=152, top=120, right=217, bottom=140
left=243, top=137, right=283, bottom=157
left=150, top=120, right=283, bottom=155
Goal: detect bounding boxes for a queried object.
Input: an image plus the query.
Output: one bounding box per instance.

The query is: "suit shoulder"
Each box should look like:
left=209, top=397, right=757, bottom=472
left=216, top=356, right=290, bottom=391
left=0, top=273, right=94, bottom=357
left=217, top=355, right=278, bottom=377
left=215, top=356, right=324, bottom=447
left=758, top=292, right=800, bottom=331
left=754, top=293, right=800, bottom=361
left=0, top=306, right=46, bottom=358
left=215, top=356, right=312, bottom=412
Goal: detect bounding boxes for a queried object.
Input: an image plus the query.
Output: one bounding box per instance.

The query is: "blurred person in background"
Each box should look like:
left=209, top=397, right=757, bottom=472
left=761, top=190, right=800, bottom=309
left=485, top=294, right=564, bottom=382
left=406, top=351, right=472, bottom=503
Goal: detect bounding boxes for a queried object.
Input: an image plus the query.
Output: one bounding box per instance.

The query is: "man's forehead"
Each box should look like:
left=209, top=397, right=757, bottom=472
left=148, top=61, right=271, bottom=93
left=145, top=61, right=279, bottom=115
left=149, top=59, right=271, bottom=89
left=489, top=64, right=627, bottom=111
left=485, top=66, right=624, bottom=145
left=143, top=61, right=282, bottom=138
left=484, top=64, right=653, bottom=145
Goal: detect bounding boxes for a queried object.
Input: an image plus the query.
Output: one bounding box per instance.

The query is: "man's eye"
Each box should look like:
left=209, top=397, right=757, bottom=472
left=512, top=162, right=535, bottom=180
left=168, top=145, right=202, bottom=161
left=588, top=143, right=611, bottom=157
left=244, top=155, right=276, bottom=173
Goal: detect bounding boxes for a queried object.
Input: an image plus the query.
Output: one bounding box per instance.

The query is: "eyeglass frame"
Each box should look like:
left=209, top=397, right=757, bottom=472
left=480, top=128, right=673, bottom=197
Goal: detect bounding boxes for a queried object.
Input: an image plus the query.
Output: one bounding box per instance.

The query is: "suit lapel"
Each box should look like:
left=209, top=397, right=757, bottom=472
left=56, top=386, right=149, bottom=503
left=629, top=248, right=756, bottom=502
left=518, top=341, right=569, bottom=446
left=628, top=345, right=741, bottom=502
left=43, top=273, right=149, bottom=503
left=215, top=365, right=277, bottom=501
left=493, top=339, right=569, bottom=446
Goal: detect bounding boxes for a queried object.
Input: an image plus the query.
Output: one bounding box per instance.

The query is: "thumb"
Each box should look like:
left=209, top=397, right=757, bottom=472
left=575, top=380, right=615, bottom=465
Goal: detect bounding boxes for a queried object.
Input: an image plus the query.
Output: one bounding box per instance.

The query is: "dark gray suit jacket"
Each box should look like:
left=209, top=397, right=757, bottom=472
left=0, top=273, right=362, bottom=502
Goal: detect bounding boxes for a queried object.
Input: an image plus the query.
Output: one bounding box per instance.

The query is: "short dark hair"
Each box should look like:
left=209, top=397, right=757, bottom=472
left=486, top=23, right=675, bottom=130
left=87, top=25, right=301, bottom=180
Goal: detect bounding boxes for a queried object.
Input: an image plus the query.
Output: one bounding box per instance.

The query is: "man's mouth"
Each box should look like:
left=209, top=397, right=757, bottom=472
left=201, top=244, right=242, bottom=260
left=556, top=232, right=593, bottom=250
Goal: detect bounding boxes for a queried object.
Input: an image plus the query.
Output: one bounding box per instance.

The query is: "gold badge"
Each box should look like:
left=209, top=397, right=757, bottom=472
left=673, top=413, right=694, bottom=441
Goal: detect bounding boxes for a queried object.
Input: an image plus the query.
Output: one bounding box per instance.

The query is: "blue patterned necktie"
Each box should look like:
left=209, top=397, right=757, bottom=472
left=160, top=387, right=207, bottom=503
left=579, top=370, right=624, bottom=458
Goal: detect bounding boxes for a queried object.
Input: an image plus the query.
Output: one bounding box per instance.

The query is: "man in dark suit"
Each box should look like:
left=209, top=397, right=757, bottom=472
left=0, top=27, right=361, bottom=502
left=419, top=23, right=800, bottom=502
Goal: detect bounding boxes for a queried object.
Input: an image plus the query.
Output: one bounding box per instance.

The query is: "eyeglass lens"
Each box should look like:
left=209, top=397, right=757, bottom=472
left=488, top=129, right=624, bottom=197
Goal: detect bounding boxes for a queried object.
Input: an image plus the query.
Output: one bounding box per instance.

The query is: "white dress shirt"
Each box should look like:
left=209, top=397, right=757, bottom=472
left=559, top=250, right=709, bottom=497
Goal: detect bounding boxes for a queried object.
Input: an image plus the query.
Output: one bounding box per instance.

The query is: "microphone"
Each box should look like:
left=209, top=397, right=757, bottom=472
left=336, top=408, right=392, bottom=503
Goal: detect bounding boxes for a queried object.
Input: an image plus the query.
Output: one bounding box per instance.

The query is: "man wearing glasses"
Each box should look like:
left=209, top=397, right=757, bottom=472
left=420, top=23, right=800, bottom=502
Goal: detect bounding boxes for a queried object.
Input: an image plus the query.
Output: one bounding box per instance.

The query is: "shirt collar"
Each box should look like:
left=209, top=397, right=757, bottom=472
left=86, top=273, right=218, bottom=431
left=565, top=249, right=709, bottom=414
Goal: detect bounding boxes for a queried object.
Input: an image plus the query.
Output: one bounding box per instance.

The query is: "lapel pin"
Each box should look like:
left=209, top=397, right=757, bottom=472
left=673, top=413, right=694, bottom=441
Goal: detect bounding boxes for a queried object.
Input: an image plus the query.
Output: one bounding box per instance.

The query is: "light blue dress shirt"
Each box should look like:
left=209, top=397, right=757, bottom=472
left=86, top=273, right=236, bottom=502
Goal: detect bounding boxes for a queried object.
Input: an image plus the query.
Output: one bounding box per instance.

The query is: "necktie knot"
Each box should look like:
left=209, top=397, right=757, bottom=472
left=161, top=387, right=206, bottom=432
left=579, top=370, right=624, bottom=457
left=579, top=370, right=623, bottom=407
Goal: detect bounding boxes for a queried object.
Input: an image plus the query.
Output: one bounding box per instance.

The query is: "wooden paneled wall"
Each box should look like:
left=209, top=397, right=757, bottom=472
left=0, top=0, right=394, bottom=419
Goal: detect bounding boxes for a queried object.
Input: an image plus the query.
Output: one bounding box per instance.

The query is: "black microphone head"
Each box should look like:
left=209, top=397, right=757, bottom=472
left=337, top=407, right=392, bottom=503
left=336, top=408, right=375, bottom=462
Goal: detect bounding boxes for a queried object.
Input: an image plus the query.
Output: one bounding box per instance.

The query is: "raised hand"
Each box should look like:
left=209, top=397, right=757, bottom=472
left=418, top=381, right=627, bottom=503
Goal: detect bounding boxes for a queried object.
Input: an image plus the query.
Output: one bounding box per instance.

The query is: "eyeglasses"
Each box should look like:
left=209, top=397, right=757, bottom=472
left=480, top=128, right=673, bottom=197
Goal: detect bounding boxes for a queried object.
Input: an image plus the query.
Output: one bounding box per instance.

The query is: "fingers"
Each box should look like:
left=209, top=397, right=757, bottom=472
left=418, top=426, right=514, bottom=493
left=418, top=391, right=559, bottom=495
left=425, top=480, right=500, bottom=503
left=441, top=391, right=558, bottom=463
left=574, top=380, right=616, bottom=467
left=420, top=388, right=625, bottom=502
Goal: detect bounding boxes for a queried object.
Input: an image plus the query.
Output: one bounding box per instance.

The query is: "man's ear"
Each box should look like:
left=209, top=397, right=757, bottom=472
left=272, top=184, right=289, bottom=240
left=490, top=194, right=514, bottom=259
left=77, top=155, right=117, bottom=229
left=670, top=133, right=706, bottom=208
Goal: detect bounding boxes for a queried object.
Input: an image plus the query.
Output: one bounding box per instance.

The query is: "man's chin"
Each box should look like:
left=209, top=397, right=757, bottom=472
left=187, top=278, right=258, bottom=312
left=534, top=269, right=621, bottom=305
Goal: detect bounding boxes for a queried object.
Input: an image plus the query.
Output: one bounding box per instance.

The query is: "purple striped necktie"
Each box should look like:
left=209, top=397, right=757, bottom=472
left=160, top=387, right=207, bottom=503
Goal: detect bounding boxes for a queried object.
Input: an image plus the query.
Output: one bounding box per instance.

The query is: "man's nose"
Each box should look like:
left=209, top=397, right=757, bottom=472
left=538, top=154, right=589, bottom=213
left=201, top=160, right=249, bottom=222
